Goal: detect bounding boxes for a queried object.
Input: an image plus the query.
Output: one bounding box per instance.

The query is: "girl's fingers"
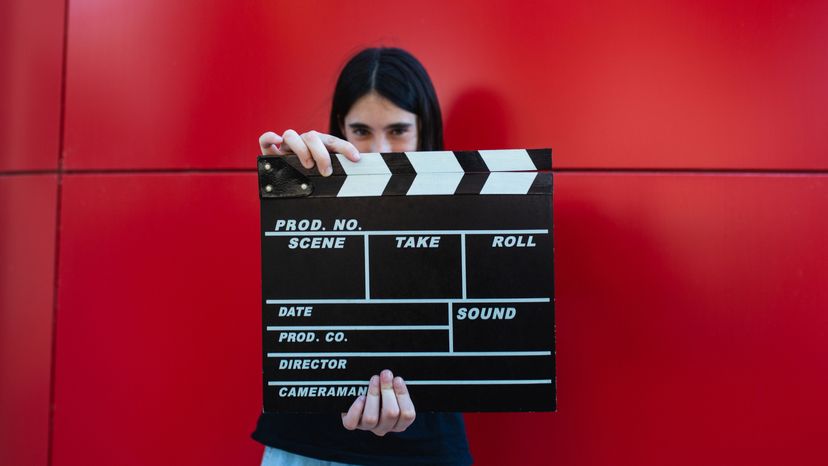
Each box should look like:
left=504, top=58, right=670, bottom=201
left=301, top=131, right=333, bottom=176
left=391, top=376, right=416, bottom=432
left=341, top=395, right=366, bottom=431
left=341, top=371, right=414, bottom=436
left=260, top=130, right=360, bottom=172
left=319, top=133, right=360, bottom=162
left=281, top=129, right=313, bottom=169
left=259, top=131, right=284, bottom=155
left=358, top=375, right=381, bottom=430
left=375, top=370, right=401, bottom=436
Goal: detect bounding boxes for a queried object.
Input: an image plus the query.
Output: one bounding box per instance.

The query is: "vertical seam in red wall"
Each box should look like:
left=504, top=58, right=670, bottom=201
left=47, top=0, right=70, bottom=465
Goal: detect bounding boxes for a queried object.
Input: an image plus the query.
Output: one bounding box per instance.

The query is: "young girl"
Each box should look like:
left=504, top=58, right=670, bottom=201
left=254, top=48, right=473, bottom=466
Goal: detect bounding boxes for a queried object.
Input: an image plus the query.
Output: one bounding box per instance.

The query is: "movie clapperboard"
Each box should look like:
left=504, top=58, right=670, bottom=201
left=258, top=149, right=555, bottom=412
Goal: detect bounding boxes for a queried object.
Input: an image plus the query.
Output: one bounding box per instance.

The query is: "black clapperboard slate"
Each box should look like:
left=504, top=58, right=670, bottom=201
left=258, top=149, right=555, bottom=412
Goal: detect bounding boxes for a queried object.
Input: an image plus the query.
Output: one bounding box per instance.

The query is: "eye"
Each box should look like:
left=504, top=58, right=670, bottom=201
left=390, top=127, right=409, bottom=136
left=352, top=128, right=369, bottom=136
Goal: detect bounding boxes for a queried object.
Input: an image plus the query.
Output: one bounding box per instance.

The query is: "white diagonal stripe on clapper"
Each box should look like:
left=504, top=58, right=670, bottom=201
left=480, top=172, right=537, bottom=194
left=335, top=153, right=391, bottom=197
left=338, top=174, right=391, bottom=197
left=335, top=152, right=391, bottom=175
left=405, top=151, right=464, bottom=195
left=478, top=149, right=536, bottom=171
left=407, top=173, right=464, bottom=195
left=404, top=151, right=464, bottom=173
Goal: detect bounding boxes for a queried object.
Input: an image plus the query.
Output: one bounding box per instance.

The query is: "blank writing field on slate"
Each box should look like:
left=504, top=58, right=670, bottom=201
left=261, top=235, right=365, bottom=299
left=259, top=149, right=555, bottom=412
left=369, top=235, right=462, bottom=298
left=452, top=302, right=554, bottom=352
left=465, top=230, right=553, bottom=298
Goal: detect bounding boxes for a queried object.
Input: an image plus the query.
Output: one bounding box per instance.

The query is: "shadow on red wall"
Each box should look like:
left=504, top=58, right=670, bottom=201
left=444, top=87, right=513, bottom=151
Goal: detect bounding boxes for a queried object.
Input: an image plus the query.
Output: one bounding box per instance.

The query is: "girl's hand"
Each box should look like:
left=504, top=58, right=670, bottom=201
left=259, top=130, right=360, bottom=176
left=341, top=369, right=416, bottom=436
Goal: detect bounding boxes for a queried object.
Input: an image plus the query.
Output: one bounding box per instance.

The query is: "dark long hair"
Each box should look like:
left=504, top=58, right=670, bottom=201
left=329, top=48, right=443, bottom=151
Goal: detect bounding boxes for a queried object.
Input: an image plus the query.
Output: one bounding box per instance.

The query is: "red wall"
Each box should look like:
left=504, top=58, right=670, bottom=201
left=2, top=1, right=827, bottom=465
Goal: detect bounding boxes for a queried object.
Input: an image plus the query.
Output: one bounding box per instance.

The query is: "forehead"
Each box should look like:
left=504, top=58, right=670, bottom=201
left=344, top=92, right=417, bottom=126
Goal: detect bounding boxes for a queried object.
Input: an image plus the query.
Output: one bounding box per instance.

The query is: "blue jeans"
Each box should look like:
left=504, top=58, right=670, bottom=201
left=260, top=447, right=358, bottom=466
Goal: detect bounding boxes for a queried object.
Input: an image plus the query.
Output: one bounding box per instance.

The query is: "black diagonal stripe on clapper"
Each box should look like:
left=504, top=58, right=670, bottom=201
left=308, top=153, right=348, bottom=197
left=526, top=149, right=552, bottom=170
left=453, top=150, right=489, bottom=173
left=308, top=175, right=346, bottom=197
left=454, top=151, right=490, bottom=194
left=528, top=172, right=553, bottom=195
left=381, top=152, right=416, bottom=195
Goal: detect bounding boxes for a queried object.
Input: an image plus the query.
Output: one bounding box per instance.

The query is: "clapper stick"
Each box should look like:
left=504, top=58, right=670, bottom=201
left=258, top=149, right=555, bottom=412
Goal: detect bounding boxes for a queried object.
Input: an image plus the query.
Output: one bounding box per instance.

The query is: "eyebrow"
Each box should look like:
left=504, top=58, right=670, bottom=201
left=348, top=122, right=414, bottom=131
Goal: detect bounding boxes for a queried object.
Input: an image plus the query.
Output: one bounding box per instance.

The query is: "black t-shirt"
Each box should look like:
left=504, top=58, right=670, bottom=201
left=252, top=412, right=473, bottom=466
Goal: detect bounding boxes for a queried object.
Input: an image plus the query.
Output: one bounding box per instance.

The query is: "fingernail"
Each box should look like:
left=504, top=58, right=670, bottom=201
left=325, top=166, right=333, bottom=176
left=353, top=151, right=361, bottom=161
